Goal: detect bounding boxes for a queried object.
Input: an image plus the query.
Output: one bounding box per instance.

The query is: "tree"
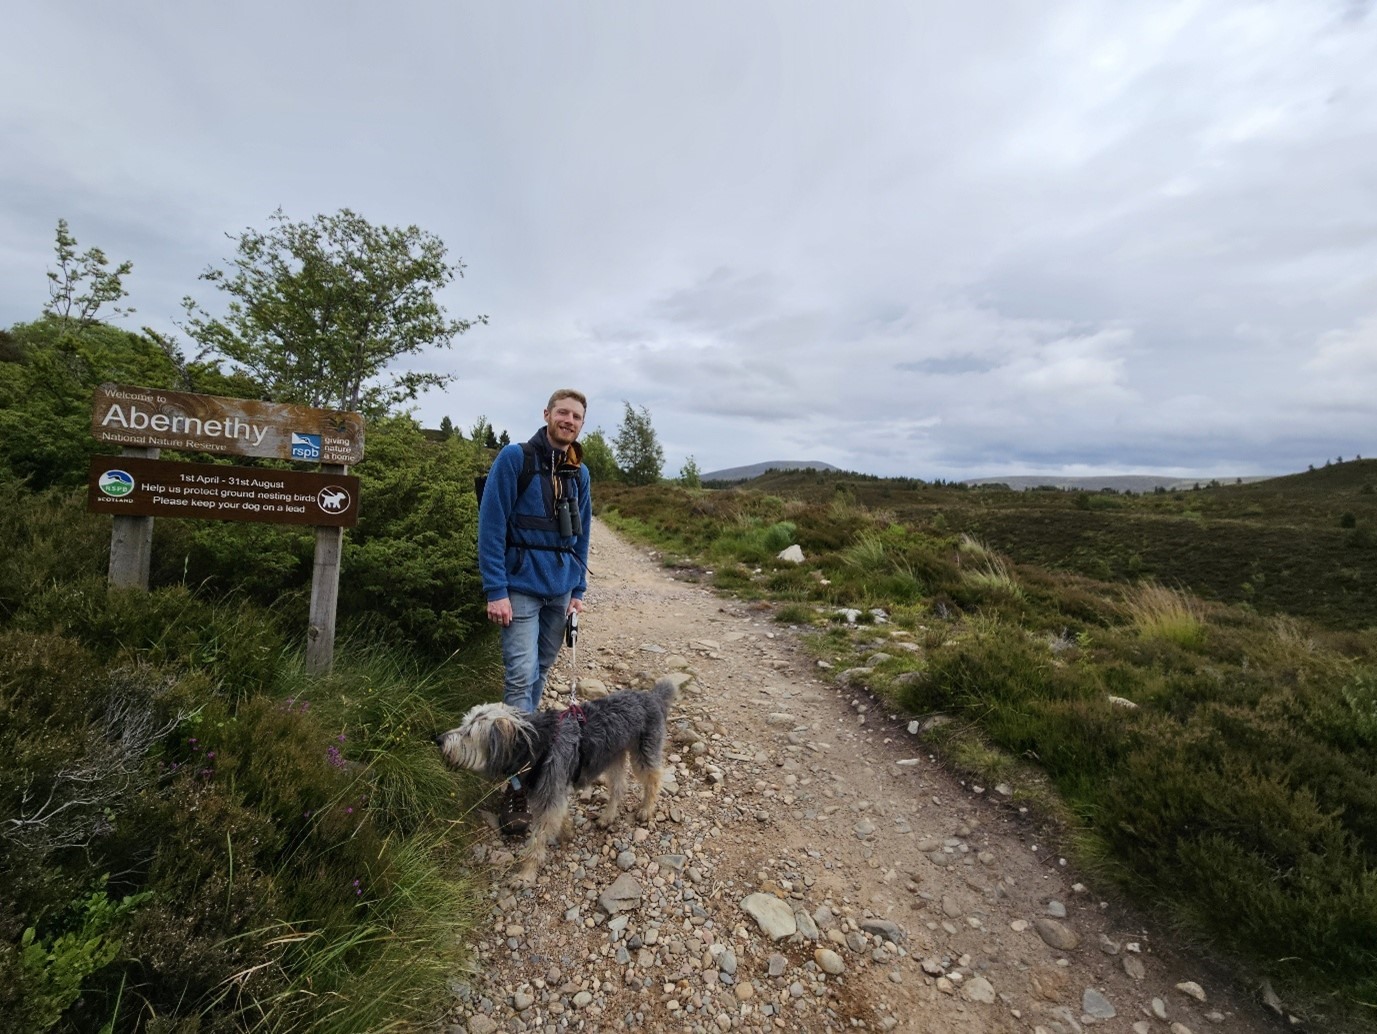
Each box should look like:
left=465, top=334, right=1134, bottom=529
left=438, top=416, right=455, bottom=440
left=181, top=208, right=486, bottom=414
left=497, top=429, right=510, bottom=447
left=680, top=455, right=701, bottom=488
left=580, top=428, right=620, bottom=484
left=470, top=415, right=492, bottom=446
left=44, top=218, right=134, bottom=332
left=613, top=402, right=665, bottom=486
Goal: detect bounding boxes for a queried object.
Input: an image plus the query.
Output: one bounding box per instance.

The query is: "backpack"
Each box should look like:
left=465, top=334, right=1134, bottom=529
left=474, top=442, right=538, bottom=508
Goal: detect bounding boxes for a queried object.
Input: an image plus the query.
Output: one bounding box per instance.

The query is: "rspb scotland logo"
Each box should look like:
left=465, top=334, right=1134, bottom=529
left=290, top=432, right=322, bottom=460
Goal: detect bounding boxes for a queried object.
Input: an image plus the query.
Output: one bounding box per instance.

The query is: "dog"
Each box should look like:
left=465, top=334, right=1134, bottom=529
left=435, top=677, right=678, bottom=886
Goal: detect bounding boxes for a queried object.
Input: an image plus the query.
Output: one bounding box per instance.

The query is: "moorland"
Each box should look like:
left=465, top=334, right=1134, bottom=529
left=3, top=304, right=1375, bottom=1030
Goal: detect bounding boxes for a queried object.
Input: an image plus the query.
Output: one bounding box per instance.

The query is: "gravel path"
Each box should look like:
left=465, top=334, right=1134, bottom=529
left=441, top=519, right=1287, bottom=1034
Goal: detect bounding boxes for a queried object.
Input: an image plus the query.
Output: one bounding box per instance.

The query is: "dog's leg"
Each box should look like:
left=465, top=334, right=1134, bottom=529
left=513, top=797, right=569, bottom=887
left=597, top=757, right=629, bottom=828
left=632, top=760, right=665, bottom=824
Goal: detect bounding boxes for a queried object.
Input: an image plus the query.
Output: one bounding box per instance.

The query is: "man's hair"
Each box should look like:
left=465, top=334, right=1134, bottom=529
left=546, top=389, right=587, bottom=414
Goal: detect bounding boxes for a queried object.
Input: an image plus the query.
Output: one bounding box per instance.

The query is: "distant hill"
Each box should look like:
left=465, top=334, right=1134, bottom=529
left=962, top=474, right=1276, bottom=493
left=701, top=460, right=841, bottom=483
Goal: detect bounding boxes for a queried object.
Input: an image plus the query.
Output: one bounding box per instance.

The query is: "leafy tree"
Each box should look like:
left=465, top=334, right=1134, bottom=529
left=43, top=219, right=133, bottom=332
left=469, top=415, right=492, bottom=447
left=438, top=416, right=455, bottom=440
left=497, top=429, right=510, bottom=447
left=679, top=455, right=701, bottom=488
left=580, top=428, right=620, bottom=484
left=613, top=402, right=665, bottom=487
left=181, top=208, right=486, bottom=415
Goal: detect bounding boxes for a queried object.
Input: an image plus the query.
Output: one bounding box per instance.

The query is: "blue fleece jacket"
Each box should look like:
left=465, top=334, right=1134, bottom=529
left=477, top=429, right=591, bottom=603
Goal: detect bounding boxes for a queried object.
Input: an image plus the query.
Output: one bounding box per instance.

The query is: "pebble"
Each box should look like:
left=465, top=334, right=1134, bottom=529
left=814, top=948, right=845, bottom=974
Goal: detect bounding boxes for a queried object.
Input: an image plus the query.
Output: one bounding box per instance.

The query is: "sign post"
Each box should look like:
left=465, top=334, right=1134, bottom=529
left=306, top=464, right=348, bottom=674
left=89, top=384, right=365, bottom=674
left=107, top=446, right=159, bottom=588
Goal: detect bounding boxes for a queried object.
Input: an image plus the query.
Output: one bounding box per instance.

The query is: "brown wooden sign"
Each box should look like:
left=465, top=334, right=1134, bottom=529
left=91, top=384, right=365, bottom=464
left=88, top=457, right=360, bottom=527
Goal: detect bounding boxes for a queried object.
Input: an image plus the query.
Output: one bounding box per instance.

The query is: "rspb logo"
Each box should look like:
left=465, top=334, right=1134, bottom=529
left=290, top=433, right=322, bottom=460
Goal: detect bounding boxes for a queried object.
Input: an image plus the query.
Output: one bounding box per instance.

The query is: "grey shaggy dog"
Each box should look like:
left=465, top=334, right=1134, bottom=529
left=435, top=678, right=678, bottom=885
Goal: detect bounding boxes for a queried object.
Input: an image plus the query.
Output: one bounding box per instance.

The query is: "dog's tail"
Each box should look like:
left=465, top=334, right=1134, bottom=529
left=652, top=676, right=680, bottom=714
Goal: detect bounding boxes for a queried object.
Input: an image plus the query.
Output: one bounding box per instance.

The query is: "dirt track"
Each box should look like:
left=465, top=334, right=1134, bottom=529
left=443, top=518, right=1288, bottom=1034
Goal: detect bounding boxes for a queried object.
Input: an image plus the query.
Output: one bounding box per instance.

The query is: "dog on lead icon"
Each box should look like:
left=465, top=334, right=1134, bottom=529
left=434, top=677, right=679, bottom=887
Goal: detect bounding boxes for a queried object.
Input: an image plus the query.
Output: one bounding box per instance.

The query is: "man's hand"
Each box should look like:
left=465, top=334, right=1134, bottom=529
left=487, top=598, right=513, bottom=626
left=568, top=598, right=585, bottom=616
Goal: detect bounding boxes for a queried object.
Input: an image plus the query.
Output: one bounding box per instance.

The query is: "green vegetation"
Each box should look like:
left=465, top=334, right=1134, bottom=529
left=596, top=473, right=1377, bottom=1028
left=0, top=485, right=498, bottom=1030
left=1, top=220, right=500, bottom=1031
left=182, top=208, right=488, bottom=415
left=611, top=401, right=665, bottom=486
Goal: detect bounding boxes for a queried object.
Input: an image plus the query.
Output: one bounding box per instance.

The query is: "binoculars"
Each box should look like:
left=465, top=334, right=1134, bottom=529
left=556, top=495, right=581, bottom=538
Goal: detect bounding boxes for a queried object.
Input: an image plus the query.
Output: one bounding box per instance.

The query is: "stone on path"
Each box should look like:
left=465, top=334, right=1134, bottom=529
left=1033, top=916, right=1081, bottom=950
left=814, top=948, right=845, bottom=974
left=598, top=874, right=642, bottom=914
left=1082, top=987, right=1116, bottom=1018
left=963, top=976, right=996, bottom=1004
left=740, top=893, right=797, bottom=940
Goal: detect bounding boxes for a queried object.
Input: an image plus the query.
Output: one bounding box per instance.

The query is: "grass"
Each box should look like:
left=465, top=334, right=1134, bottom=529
left=1124, top=582, right=1206, bottom=648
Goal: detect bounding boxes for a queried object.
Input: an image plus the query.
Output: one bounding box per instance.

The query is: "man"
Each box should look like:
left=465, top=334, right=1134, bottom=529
left=477, top=389, right=593, bottom=835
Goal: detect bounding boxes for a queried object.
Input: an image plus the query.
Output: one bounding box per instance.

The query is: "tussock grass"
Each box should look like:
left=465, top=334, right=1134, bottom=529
left=1125, top=582, right=1206, bottom=648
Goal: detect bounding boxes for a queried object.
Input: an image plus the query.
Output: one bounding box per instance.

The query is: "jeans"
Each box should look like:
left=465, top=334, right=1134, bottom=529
left=500, top=590, right=571, bottom=714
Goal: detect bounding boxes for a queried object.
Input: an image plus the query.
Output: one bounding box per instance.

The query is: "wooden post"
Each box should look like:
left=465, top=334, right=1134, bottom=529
left=108, top=446, right=159, bottom=589
left=306, top=463, right=347, bottom=674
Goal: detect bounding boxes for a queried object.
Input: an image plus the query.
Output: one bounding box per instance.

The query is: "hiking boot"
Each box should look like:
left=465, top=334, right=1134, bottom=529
left=498, top=785, right=531, bottom=837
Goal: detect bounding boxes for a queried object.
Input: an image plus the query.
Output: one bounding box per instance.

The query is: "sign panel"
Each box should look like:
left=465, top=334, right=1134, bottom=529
left=88, top=457, right=360, bottom=527
left=91, top=384, right=365, bottom=464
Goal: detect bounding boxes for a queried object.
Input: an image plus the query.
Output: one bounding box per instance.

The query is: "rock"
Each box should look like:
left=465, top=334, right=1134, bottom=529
left=1029, top=964, right=1069, bottom=1001
left=1033, top=916, right=1080, bottom=951
left=1123, top=955, right=1146, bottom=980
left=1151, top=997, right=1168, bottom=1019
left=466, top=1018, right=498, bottom=1034
left=1097, top=932, right=1121, bottom=955
left=718, top=948, right=737, bottom=975
left=597, top=874, right=643, bottom=914
left=814, top=948, right=845, bottom=974
left=853, top=818, right=876, bottom=838
left=963, top=976, right=996, bottom=1003
left=1176, top=981, right=1207, bottom=1002
left=768, top=953, right=789, bottom=977
left=740, top=893, right=797, bottom=940
left=860, top=918, right=904, bottom=944
left=1045, top=899, right=1067, bottom=918
left=575, top=678, right=609, bottom=699
left=794, top=909, right=820, bottom=941
left=1170, top=1025, right=1196, bottom=1034
left=572, top=990, right=593, bottom=1008
left=735, top=981, right=755, bottom=1001
left=777, top=545, right=805, bottom=563
left=1082, top=987, right=1115, bottom=1019
left=765, top=712, right=798, bottom=727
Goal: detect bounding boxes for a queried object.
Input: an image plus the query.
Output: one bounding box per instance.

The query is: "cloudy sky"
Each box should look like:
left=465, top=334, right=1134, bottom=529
left=4, top=1, right=1375, bottom=480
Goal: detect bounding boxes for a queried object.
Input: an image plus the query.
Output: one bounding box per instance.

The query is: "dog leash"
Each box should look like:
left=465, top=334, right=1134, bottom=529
left=564, top=610, right=586, bottom=726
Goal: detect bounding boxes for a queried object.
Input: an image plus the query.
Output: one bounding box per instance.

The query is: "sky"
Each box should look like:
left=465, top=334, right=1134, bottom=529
left=4, top=1, right=1376, bottom=481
